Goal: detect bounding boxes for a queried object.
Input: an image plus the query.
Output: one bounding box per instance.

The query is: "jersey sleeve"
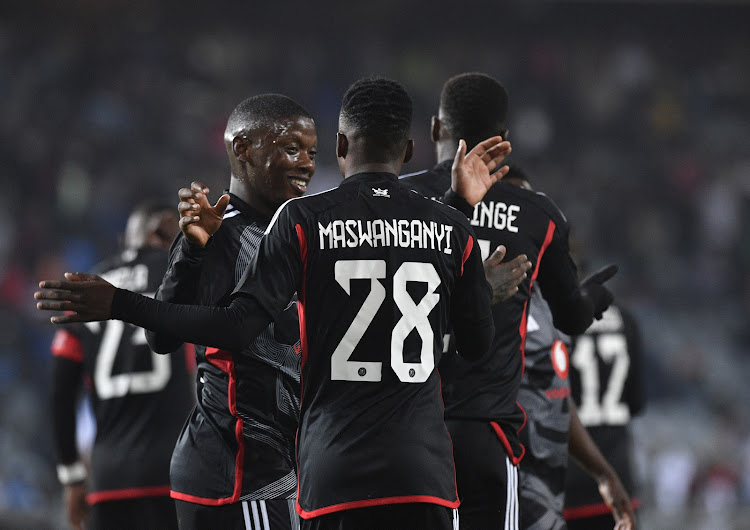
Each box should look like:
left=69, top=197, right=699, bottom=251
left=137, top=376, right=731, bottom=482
left=51, top=336, right=84, bottom=467
left=535, top=214, right=596, bottom=335
left=145, top=234, right=208, bottom=354
left=450, top=233, right=495, bottom=360
left=112, top=203, right=303, bottom=352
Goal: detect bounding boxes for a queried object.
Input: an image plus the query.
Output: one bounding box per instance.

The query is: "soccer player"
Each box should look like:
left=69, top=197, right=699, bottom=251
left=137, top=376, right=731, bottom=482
left=146, top=94, right=317, bottom=529
left=506, top=172, right=635, bottom=530
left=401, top=73, right=617, bottom=529
left=36, top=77, right=512, bottom=530
left=50, top=202, right=194, bottom=530
left=564, top=302, right=645, bottom=530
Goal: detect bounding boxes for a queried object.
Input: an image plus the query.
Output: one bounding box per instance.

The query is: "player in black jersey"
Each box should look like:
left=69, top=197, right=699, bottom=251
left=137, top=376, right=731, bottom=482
left=506, top=174, right=635, bottom=530
left=401, top=72, right=618, bottom=530
left=50, top=202, right=194, bottom=530
left=147, top=94, right=317, bottom=529
left=35, top=77, right=512, bottom=530
left=564, top=303, right=645, bottom=530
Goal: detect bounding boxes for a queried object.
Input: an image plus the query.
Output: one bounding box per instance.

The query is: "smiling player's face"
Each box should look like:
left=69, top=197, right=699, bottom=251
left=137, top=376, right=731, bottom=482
left=248, top=116, right=317, bottom=214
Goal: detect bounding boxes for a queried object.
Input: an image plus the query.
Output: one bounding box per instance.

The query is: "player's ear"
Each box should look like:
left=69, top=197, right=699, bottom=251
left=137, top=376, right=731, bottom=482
left=430, top=116, right=440, bottom=143
left=336, top=132, right=349, bottom=159
left=403, top=139, right=414, bottom=164
left=233, top=135, right=250, bottom=163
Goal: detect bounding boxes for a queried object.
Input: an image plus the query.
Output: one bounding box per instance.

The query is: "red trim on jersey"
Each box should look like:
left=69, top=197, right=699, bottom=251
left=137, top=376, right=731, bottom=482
left=518, top=220, right=556, bottom=378
left=297, top=494, right=460, bottom=519
left=196, top=347, right=243, bottom=505
left=50, top=329, right=84, bottom=363
left=295, top=224, right=309, bottom=367
left=459, top=235, right=474, bottom=277
left=490, top=421, right=525, bottom=466
left=87, top=485, right=171, bottom=504
left=184, top=343, right=197, bottom=373
left=563, top=498, right=640, bottom=520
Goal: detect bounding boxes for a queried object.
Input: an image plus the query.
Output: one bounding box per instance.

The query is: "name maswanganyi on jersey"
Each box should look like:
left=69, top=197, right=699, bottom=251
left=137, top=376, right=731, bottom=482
left=518, top=287, right=571, bottom=529
left=401, top=160, right=580, bottom=461
left=564, top=303, right=645, bottom=519
left=149, top=194, right=301, bottom=505
left=51, top=248, right=194, bottom=503
left=232, top=172, right=494, bottom=518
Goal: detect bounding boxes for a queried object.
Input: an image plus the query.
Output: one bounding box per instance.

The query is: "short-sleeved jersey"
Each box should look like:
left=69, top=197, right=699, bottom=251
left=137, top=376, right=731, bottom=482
left=564, top=304, right=645, bottom=519
left=148, top=194, right=301, bottom=505
left=232, top=172, right=494, bottom=518
left=402, top=161, right=579, bottom=461
left=51, top=247, right=194, bottom=503
left=517, top=287, right=571, bottom=529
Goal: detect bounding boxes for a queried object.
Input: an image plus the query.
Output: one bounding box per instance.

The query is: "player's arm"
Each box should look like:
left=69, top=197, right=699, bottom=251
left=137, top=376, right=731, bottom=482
left=36, top=209, right=303, bottom=353
left=568, top=400, right=635, bottom=530
left=450, top=234, right=495, bottom=360
left=146, top=182, right=229, bottom=353
left=536, top=220, right=617, bottom=335
left=50, top=330, right=89, bottom=530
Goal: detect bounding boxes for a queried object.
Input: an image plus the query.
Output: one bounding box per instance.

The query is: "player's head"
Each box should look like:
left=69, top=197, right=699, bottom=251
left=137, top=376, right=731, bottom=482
left=433, top=72, right=509, bottom=161
left=224, top=94, right=317, bottom=217
left=336, top=77, right=414, bottom=175
left=502, top=165, right=533, bottom=191
left=123, top=201, right=179, bottom=251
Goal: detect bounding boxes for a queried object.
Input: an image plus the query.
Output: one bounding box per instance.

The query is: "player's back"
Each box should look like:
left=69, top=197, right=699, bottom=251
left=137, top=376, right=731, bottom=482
left=402, top=161, right=578, bottom=459
left=564, top=303, right=645, bottom=519
left=260, top=171, right=494, bottom=517
left=54, top=247, right=194, bottom=499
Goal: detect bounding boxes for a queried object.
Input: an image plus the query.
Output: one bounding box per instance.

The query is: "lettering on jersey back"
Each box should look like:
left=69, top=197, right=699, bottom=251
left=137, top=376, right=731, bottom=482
left=470, top=201, right=520, bottom=232
left=318, top=219, right=453, bottom=254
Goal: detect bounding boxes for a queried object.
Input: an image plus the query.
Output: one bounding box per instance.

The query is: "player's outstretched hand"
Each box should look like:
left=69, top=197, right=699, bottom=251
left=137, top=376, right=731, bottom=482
left=483, top=245, right=532, bottom=304
left=178, top=181, right=230, bottom=247
left=451, top=136, right=512, bottom=206
left=35, top=273, right=116, bottom=323
left=597, top=472, right=636, bottom=530
left=581, top=264, right=618, bottom=320
left=65, top=483, right=88, bottom=530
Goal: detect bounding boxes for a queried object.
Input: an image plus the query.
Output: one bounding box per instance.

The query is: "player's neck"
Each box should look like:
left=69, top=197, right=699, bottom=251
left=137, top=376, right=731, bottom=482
left=435, top=139, right=459, bottom=165
left=342, top=161, right=401, bottom=179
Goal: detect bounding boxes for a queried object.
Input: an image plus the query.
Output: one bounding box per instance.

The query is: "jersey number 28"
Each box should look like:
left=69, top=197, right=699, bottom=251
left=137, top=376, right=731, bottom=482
left=331, top=259, right=439, bottom=384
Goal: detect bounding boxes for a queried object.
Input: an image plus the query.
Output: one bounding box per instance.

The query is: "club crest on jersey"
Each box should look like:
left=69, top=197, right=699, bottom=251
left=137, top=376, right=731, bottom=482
left=372, top=188, right=390, bottom=198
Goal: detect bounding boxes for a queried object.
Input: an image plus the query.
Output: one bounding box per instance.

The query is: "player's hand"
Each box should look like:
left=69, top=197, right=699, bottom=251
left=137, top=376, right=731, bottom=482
left=34, top=273, right=116, bottom=323
left=581, top=264, right=618, bottom=319
left=597, top=472, right=635, bottom=530
left=451, top=136, right=512, bottom=206
left=483, top=246, right=532, bottom=304
left=178, top=181, right=230, bottom=247
left=64, top=482, right=88, bottom=530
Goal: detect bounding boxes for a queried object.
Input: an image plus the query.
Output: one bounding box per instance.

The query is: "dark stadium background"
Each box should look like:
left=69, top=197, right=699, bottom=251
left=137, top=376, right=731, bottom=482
left=1, top=0, right=749, bottom=527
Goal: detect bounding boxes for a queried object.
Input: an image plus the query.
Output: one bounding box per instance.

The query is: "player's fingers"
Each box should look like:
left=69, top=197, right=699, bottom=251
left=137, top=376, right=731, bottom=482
left=39, top=279, right=92, bottom=290
left=479, top=140, right=511, bottom=164
left=64, top=272, right=102, bottom=282
left=191, top=181, right=209, bottom=194
left=178, top=187, right=197, bottom=201
left=587, top=264, right=619, bottom=284
left=470, top=136, right=505, bottom=158
left=485, top=245, right=507, bottom=265
left=50, top=312, right=89, bottom=324
left=484, top=146, right=512, bottom=174
left=213, top=193, right=230, bottom=216
left=452, top=139, right=467, bottom=170
left=179, top=215, right=200, bottom=230
left=34, top=289, right=83, bottom=302
left=178, top=201, right=200, bottom=215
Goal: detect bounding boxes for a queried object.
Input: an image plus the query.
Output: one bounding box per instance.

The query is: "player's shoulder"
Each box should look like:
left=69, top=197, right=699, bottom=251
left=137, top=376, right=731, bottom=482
left=400, top=164, right=451, bottom=198
left=489, top=182, right=568, bottom=225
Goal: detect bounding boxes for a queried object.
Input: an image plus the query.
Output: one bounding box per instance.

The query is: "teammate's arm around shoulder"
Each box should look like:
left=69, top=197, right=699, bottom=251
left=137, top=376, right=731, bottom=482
left=450, top=231, right=495, bottom=361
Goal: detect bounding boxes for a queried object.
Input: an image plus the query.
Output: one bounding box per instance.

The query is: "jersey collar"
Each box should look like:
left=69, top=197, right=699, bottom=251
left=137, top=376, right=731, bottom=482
left=339, top=172, right=399, bottom=188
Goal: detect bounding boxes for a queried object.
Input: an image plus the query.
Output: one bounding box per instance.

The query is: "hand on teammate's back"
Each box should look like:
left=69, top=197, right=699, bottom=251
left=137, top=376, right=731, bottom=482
left=178, top=181, right=230, bottom=247
left=483, top=245, right=532, bottom=304
left=451, top=136, right=511, bottom=206
left=35, top=273, right=115, bottom=323
left=580, top=264, right=618, bottom=319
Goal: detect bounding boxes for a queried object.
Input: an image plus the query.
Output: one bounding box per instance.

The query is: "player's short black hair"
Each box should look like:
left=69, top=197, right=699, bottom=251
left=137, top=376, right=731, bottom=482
left=225, top=94, right=312, bottom=140
left=439, top=73, right=508, bottom=149
left=339, top=77, right=412, bottom=160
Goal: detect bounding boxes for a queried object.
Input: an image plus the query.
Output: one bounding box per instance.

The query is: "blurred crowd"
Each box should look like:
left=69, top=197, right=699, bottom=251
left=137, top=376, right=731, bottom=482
left=1, top=1, right=748, bottom=527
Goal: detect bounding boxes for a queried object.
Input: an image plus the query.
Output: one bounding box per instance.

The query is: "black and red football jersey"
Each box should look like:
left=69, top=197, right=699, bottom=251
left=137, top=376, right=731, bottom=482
left=111, top=172, right=495, bottom=519
left=402, top=161, right=581, bottom=461
left=146, top=194, right=301, bottom=505
left=51, top=247, right=194, bottom=504
left=564, top=303, right=645, bottom=520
